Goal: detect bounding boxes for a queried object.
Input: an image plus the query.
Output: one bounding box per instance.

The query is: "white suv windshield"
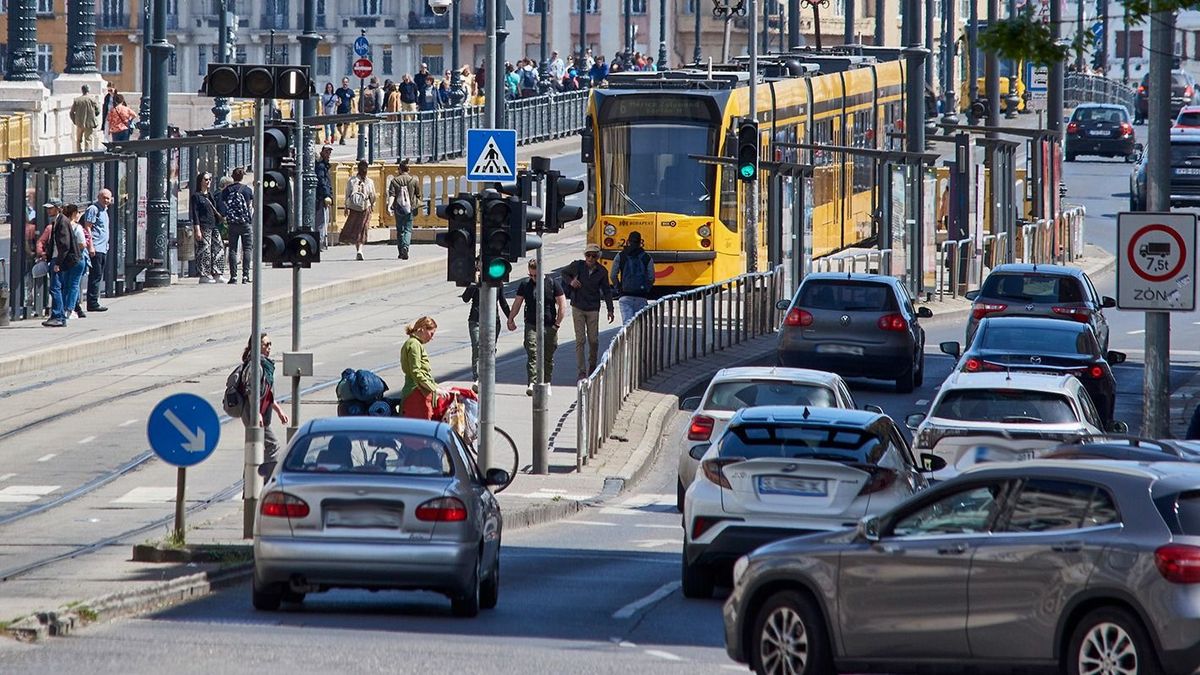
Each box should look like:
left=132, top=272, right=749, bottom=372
left=704, top=381, right=836, bottom=412
left=932, top=390, right=1079, bottom=424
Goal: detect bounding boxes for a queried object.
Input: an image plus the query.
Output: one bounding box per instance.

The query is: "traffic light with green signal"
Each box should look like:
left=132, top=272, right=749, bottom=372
left=435, top=194, right=477, bottom=287
left=479, top=192, right=513, bottom=285
left=544, top=170, right=584, bottom=233
left=737, top=119, right=759, bottom=183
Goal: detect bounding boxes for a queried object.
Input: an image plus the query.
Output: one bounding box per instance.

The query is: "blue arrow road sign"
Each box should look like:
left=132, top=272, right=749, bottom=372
left=147, top=393, right=220, bottom=467
left=353, top=36, right=371, bottom=57
left=466, top=128, right=517, bottom=182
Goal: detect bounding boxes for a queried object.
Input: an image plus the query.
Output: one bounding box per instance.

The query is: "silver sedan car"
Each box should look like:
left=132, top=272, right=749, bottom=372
left=253, top=417, right=508, bottom=617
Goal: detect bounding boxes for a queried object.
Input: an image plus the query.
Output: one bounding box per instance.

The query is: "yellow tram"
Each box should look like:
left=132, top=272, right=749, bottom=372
left=583, top=52, right=906, bottom=290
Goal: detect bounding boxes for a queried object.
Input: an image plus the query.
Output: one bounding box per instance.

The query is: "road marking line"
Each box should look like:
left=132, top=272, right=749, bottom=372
left=633, top=523, right=679, bottom=530
left=0, top=485, right=60, bottom=503
left=572, top=520, right=619, bottom=526
left=632, top=539, right=678, bottom=548
left=0, top=473, right=15, bottom=483
left=37, top=454, right=57, bottom=462
left=645, top=650, right=683, bottom=662
left=78, top=436, right=96, bottom=444
left=916, top=399, right=929, bottom=406
left=119, top=418, right=139, bottom=427
left=112, top=487, right=178, bottom=504
left=612, top=581, right=681, bottom=619
left=1128, top=329, right=1146, bottom=335
left=349, top=350, right=367, bottom=357
left=313, top=361, right=324, bottom=367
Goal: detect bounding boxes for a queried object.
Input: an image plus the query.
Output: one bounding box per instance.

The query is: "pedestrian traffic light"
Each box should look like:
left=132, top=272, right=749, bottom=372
left=479, top=193, right=513, bottom=285
left=737, top=119, right=759, bottom=183
left=435, top=195, right=477, bottom=286
left=545, top=170, right=584, bottom=233
left=261, top=122, right=294, bottom=266
left=202, top=63, right=312, bottom=100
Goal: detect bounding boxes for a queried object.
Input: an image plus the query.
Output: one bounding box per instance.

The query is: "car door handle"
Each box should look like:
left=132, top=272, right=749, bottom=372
left=876, top=543, right=904, bottom=554
left=1052, top=541, right=1083, bottom=553
left=937, top=543, right=969, bottom=555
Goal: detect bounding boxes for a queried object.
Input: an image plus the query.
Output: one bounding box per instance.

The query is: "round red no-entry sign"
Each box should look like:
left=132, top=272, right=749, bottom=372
left=1126, top=223, right=1187, bottom=283
left=352, top=58, right=373, bottom=79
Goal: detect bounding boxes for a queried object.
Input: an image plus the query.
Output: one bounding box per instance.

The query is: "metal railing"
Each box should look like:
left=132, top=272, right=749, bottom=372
left=372, top=90, right=589, bottom=163
left=1065, top=72, right=1137, bottom=115
left=812, top=248, right=893, bottom=275
left=934, top=237, right=975, bottom=301
left=575, top=266, right=787, bottom=469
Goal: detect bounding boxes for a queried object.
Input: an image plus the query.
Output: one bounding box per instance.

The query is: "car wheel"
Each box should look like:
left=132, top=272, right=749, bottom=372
left=913, top=351, right=925, bottom=388
left=251, top=576, right=283, bottom=612
left=451, top=555, right=482, bottom=618
left=480, top=553, right=499, bottom=610
left=1067, top=607, right=1160, bottom=675
left=895, top=363, right=916, bottom=394
left=750, top=590, right=834, bottom=675
left=676, top=478, right=686, bottom=513
left=681, top=555, right=715, bottom=599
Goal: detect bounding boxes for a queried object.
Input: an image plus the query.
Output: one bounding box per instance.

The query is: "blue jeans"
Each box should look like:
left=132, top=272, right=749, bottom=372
left=618, top=295, right=649, bottom=326
left=50, top=257, right=87, bottom=323
left=395, top=209, right=413, bottom=254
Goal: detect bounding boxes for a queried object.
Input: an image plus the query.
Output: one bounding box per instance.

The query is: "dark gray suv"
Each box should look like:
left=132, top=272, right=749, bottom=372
left=723, top=460, right=1200, bottom=675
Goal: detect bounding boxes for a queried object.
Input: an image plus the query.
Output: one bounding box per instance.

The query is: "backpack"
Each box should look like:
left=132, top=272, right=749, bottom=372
left=346, top=179, right=368, bottom=212
left=222, top=362, right=250, bottom=418
left=618, top=250, right=652, bottom=295
left=53, top=217, right=80, bottom=269
left=361, top=89, right=380, bottom=114
left=520, top=68, right=538, bottom=91
left=222, top=186, right=252, bottom=224
left=392, top=176, right=412, bottom=215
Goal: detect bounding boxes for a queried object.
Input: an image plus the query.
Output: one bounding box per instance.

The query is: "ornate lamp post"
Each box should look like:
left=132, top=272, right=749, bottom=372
left=800, top=0, right=829, bottom=51
left=693, top=0, right=702, bottom=63
left=137, top=0, right=152, bottom=138
left=449, top=0, right=466, bottom=105
left=65, top=0, right=98, bottom=74
left=658, top=0, right=668, bottom=68
left=5, top=0, right=38, bottom=81
left=212, top=0, right=233, bottom=127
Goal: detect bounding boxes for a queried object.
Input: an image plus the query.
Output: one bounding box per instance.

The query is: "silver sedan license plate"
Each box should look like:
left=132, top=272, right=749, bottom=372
left=816, top=344, right=865, bottom=356
left=325, top=506, right=403, bottom=529
left=757, top=476, right=829, bottom=497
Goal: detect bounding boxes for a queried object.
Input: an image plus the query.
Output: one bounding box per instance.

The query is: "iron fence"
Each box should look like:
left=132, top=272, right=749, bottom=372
left=1065, top=73, right=1137, bottom=115
left=372, top=90, right=589, bottom=164
left=576, top=265, right=786, bottom=469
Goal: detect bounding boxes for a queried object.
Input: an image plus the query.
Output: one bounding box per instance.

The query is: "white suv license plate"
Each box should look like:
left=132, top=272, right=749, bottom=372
left=816, top=344, right=865, bottom=356
left=757, top=476, right=829, bottom=497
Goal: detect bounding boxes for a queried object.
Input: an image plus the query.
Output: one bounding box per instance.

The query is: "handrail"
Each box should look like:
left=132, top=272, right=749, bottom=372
left=575, top=265, right=786, bottom=469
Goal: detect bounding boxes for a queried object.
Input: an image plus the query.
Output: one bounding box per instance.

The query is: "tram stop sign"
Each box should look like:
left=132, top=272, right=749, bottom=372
left=1116, top=211, right=1197, bottom=311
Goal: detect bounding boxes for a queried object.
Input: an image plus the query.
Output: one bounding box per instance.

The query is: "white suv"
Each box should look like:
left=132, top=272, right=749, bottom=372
left=681, top=406, right=925, bottom=598
left=676, top=367, right=859, bottom=511
left=905, top=371, right=1112, bottom=482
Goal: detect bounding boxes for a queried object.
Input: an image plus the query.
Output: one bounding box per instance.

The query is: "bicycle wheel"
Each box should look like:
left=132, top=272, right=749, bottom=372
left=483, top=426, right=520, bottom=493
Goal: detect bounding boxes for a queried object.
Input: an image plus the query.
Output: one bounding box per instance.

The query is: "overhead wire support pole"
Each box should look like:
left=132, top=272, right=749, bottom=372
left=245, top=99, right=267, bottom=540
left=903, top=0, right=927, bottom=297
left=1144, top=5, right=1174, bottom=438
left=748, top=0, right=759, bottom=273
left=986, top=0, right=1000, bottom=134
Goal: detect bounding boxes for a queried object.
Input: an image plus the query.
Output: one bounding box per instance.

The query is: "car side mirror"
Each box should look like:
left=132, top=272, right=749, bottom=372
left=680, top=396, right=702, bottom=412
left=689, top=443, right=712, bottom=460
left=857, top=515, right=881, bottom=543
left=919, top=452, right=947, bottom=472
left=939, top=341, right=961, bottom=359
left=1102, top=296, right=1117, bottom=308
left=862, top=404, right=884, bottom=414
left=1106, top=350, right=1127, bottom=365
left=916, top=306, right=934, bottom=319
left=964, top=290, right=980, bottom=301
left=775, top=299, right=790, bottom=311
left=1108, top=421, right=1130, bottom=434
left=905, top=412, right=927, bottom=430
left=484, top=468, right=511, bottom=488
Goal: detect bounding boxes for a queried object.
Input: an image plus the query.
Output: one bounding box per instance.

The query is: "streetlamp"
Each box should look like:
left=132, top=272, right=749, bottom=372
left=658, top=0, right=668, bottom=69
left=694, top=0, right=702, bottom=63
left=137, top=0, right=152, bottom=138
left=800, top=0, right=829, bottom=51
left=212, top=0, right=233, bottom=127
left=448, top=0, right=466, bottom=105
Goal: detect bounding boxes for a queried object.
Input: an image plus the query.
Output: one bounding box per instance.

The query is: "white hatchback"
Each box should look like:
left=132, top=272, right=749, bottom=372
left=676, top=367, right=860, bottom=511
left=905, top=371, right=1113, bottom=482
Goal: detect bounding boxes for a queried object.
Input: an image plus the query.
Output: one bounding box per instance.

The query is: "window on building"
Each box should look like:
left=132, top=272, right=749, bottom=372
left=361, top=0, right=380, bottom=15
left=0, top=44, right=7, bottom=79
left=317, top=44, right=332, bottom=76
left=526, top=0, right=544, bottom=13
left=683, top=0, right=695, bottom=13
left=168, top=48, right=177, bottom=76
left=267, top=44, right=289, bottom=65
left=316, top=0, right=326, bottom=28
left=382, top=46, right=393, bottom=75
left=235, top=45, right=247, bottom=64
left=1115, top=31, right=1143, bottom=59
left=101, top=0, right=127, bottom=27
left=631, top=0, right=645, bottom=13
left=264, top=0, right=289, bottom=29
left=420, top=44, right=444, bottom=76
left=36, top=0, right=53, bottom=15
left=100, top=45, right=124, bottom=74
left=198, top=45, right=209, bottom=75
left=36, top=44, right=52, bottom=74
left=575, top=0, right=599, bottom=11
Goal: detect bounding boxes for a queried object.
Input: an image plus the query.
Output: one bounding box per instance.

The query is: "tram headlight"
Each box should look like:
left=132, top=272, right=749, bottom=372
left=697, top=224, right=712, bottom=238
left=603, top=223, right=617, bottom=237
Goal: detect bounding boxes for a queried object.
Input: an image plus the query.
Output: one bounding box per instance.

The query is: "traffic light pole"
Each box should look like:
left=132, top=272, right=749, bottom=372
left=245, top=99, right=267, bottom=539
left=533, top=173, right=548, bottom=475
left=289, top=99, right=305, bottom=441
left=477, top=0, right=498, bottom=475
left=1144, top=4, right=1173, bottom=438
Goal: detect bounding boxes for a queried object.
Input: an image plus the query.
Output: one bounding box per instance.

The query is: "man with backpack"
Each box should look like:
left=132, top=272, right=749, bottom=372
left=386, top=160, right=422, bottom=260
left=609, top=231, right=656, bottom=326
left=218, top=167, right=255, bottom=284
left=360, top=77, right=383, bottom=115
left=519, top=61, right=539, bottom=98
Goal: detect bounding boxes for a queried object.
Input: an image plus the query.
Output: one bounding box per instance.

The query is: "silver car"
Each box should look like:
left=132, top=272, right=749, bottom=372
left=253, top=417, right=508, bottom=617
left=723, top=460, right=1200, bottom=675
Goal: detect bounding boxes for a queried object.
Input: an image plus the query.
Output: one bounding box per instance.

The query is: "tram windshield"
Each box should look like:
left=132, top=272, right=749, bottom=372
left=599, top=123, right=716, bottom=217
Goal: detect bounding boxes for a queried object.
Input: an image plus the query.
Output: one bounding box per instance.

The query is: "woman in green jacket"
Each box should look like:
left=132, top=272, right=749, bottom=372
left=400, top=316, right=449, bottom=419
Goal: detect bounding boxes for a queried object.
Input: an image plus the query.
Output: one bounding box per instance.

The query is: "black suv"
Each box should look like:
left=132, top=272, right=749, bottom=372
left=1130, top=130, right=1200, bottom=209
left=1065, top=103, right=1136, bottom=161
left=1135, top=70, right=1199, bottom=123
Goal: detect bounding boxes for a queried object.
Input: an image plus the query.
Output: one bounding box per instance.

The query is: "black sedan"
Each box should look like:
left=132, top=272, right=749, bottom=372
left=1065, top=103, right=1136, bottom=162
left=940, top=316, right=1125, bottom=425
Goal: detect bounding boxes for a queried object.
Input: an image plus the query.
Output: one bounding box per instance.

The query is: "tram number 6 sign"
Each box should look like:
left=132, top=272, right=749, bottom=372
left=1116, top=212, right=1197, bottom=311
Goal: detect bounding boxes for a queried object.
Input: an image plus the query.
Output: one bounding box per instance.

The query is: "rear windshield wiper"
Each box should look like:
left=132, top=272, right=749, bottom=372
left=999, top=415, right=1044, bottom=423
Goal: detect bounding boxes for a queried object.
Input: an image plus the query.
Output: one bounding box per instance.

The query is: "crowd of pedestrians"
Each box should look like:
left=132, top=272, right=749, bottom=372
left=29, top=187, right=114, bottom=327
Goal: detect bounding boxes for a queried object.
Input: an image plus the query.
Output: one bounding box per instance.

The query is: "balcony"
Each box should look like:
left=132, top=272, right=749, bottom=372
left=408, top=12, right=485, bottom=30
left=260, top=14, right=289, bottom=29
left=97, top=13, right=131, bottom=29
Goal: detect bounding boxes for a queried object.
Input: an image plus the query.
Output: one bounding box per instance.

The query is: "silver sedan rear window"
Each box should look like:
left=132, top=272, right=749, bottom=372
left=283, top=432, right=453, bottom=477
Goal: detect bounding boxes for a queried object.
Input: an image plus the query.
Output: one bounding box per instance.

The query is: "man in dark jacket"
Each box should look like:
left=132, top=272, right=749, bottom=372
left=314, top=144, right=333, bottom=250
left=398, top=74, right=418, bottom=112
left=561, top=243, right=614, bottom=380
left=610, top=231, right=655, bottom=325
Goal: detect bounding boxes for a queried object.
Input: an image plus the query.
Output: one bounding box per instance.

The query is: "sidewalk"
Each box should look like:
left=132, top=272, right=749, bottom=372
left=0, top=335, right=776, bottom=641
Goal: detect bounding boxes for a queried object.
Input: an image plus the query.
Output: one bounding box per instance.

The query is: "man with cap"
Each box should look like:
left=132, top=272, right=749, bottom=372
left=315, top=144, right=333, bottom=250
left=609, top=231, right=655, bottom=326
left=34, top=199, right=64, bottom=260
left=561, top=243, right=615, bottom=380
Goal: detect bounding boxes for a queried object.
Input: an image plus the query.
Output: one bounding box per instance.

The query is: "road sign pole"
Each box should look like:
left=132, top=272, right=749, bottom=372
left=534, top=171, right=548, bottom=475
left=174, top=467, right=187, bottom=543
left=245, top=99, right=266, bottom=540
left=1145, top=4, right=1174, bottom=438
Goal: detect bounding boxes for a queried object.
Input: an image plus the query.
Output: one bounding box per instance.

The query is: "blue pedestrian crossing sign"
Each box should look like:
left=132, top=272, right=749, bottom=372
left=353, top=36, right=371, bottom=57
left=466, top=128, right=517, bottom=182
left=147, top=393, right=220, bottom=467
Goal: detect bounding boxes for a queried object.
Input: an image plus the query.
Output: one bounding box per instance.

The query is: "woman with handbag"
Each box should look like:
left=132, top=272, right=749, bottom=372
left=399, top=316, right=451, bottom=420
left=340, top=159, right=376, bottom=261
left=190, top=172, right=225, bottom=282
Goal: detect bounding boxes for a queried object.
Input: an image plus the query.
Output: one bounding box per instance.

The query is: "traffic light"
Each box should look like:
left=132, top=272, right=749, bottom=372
left=737, top=119, right=758, bottom=182
left=261, top=122, right=294, bottom=266
left=202, top=63, right=312, bottom=100
left=479, top=192, right=513, bottom=285
left=494, top=172, right=544, bottom=255
left=435, top=195, right=477, bottom=286
left=544, top=170, right=584, bottom=233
